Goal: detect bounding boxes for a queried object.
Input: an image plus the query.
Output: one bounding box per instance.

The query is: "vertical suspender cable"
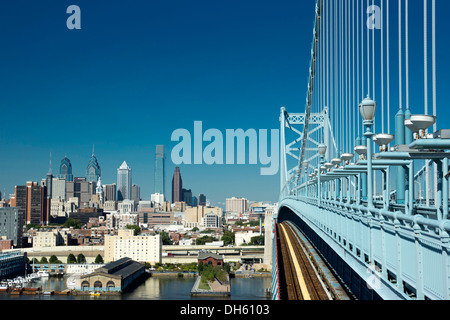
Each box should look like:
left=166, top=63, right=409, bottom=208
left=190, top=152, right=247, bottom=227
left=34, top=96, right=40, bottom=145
left=387, top=0, right=390, bottom=133
left=399, top=0, right=402, bottom=110
left=367, top=0, right=370, bottom=96
left=381, top=0, right=385, bottom=133
left=406, top=0, right=409, bottom=110
left=424, top=0, right=428, bottom=115
left=372, top=0, right=375, bottom=100
left=432, top=0, right=436, bottom=129
left=357, top=0, right=360, bottom=138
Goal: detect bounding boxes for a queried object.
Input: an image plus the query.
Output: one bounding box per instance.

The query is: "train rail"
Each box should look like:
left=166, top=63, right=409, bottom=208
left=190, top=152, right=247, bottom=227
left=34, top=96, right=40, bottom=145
left=276, top=221, right=352, bottom=300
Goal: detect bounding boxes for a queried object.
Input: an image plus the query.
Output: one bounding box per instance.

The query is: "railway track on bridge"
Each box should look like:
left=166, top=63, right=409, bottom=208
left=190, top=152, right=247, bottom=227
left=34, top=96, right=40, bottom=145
left=277, top=222, right=330, bottom=300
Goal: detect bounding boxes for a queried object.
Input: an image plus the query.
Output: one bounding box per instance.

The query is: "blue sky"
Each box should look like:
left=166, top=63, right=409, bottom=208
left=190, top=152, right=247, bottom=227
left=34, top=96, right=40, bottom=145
left=0, top=0, right=449, bottom=206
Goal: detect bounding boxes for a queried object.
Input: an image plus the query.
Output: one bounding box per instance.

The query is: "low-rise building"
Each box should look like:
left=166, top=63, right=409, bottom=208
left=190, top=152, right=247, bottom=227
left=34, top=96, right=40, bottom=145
left=75, top=257, right=145, bottom=293
left=104, top=229, right=161, bottom=264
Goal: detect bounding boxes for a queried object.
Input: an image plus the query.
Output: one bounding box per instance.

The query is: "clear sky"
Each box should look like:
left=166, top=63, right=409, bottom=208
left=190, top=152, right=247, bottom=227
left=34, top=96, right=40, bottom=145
left=0, top=0, right=449, bottom=207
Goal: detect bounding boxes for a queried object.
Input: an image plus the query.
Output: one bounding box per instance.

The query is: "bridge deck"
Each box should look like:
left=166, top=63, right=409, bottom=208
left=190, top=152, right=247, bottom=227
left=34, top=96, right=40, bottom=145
left=277, top=221, right=351, bottom=300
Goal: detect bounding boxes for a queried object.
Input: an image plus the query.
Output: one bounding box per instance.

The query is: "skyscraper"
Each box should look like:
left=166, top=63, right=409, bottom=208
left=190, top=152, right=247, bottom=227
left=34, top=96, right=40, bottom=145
left=199, top=194, right=206, bottom=206
left=154, top=145, right=165, bottom=197
left=131, top=184, right=140, bottom=203
left=172, top=167, right=182, bottom=203
left=117, top=161, right=132, bottom=201
left=86, top=145, right=101, bottom=183
left=59, top=156, right=73, bottom=182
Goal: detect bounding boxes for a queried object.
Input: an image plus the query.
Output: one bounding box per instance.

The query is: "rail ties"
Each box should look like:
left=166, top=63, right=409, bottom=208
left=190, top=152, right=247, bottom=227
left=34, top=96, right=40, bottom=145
left=277, top=222, right=330, bottom=300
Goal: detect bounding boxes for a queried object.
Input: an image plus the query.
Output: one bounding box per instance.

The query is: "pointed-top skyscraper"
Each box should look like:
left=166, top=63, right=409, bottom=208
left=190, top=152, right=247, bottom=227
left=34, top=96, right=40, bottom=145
left=172, top=166, right=182, bottom=203
left=117, top=161, right=132, bottom=201
left=59, top=156, right=73, bottom=182
left=86, top=145, right=101, bottom=182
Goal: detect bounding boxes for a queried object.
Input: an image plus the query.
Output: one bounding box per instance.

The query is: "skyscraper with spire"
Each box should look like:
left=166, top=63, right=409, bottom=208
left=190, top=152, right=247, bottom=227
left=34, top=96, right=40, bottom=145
left=86, top=145, right=101, bottom=183
left=154, top=145, right=165, bottom=197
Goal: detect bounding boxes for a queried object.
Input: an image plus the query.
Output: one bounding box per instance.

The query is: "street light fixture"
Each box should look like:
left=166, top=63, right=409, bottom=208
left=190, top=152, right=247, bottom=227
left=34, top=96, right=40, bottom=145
left=359, top=95, right=376, bottom=209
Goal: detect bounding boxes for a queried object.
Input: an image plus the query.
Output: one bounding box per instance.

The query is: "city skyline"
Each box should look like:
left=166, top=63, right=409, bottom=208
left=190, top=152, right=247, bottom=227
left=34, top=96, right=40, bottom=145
left=1, top=0, right=450, bottom=206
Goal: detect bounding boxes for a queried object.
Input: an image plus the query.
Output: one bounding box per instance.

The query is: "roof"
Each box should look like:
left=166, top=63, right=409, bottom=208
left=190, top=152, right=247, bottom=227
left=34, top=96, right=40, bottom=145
left=198, top=252, right=223, bottom=261
left=86, top=257, right=144, bottom=279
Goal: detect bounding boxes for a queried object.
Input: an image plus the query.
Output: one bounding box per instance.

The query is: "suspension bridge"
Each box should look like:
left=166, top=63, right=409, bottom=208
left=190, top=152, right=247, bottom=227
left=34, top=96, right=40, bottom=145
left=271, top=0, right=449, bottom=300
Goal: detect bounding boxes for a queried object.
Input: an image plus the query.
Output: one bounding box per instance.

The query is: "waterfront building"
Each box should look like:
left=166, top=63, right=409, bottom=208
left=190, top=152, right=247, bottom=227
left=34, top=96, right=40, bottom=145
left=0, top=251, right=26, bottom=280
left=154, top=145, right=165, bottom=196
left=117, top=161, right=132, bottom=201
left=75, top=257, right=145, bottom=293
left=86, top=146, right=101, bottom=183
left=59, top=156, right=74, bottom=182
left=0, top=207, right=25, bottom=248
left=104, top=229, right=162, bottom=264
left=171, top=167, right=182, bottom=203
left=198, top=252, right=224, bottom=267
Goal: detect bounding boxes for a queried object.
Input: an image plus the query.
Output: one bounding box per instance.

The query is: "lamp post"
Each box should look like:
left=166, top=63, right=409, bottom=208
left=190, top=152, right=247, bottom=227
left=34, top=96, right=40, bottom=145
left=359, top=95, right=377, bottom=209
left=318, top=144, right=327, bottom=206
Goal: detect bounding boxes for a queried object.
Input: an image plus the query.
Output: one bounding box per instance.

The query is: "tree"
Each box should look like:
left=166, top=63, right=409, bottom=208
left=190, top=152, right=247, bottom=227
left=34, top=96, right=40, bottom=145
left=250, top=235, right=264, bottom=245
left=221, top=231, right=235, bottom=246
left=77, top=253, right=86, bottom=264
left=40, top=257, right=48, bottom=264
left=63, top=218, right=82, bottom=229
left=67, top=254, right=77, bottom=264
left=158, top=231, right=172, bottom=245
left=49, top=255, right=60, bottom=264
left=196, top=236, right=215, bottom=245
left=94, top=254, right=104, bottom=264
left=126, top=225, right=141, bottom=236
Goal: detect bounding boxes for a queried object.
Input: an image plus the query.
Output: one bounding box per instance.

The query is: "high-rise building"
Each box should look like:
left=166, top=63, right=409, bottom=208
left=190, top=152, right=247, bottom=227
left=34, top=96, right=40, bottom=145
left=171, top=167, right=182, bottom=203
left=226, top=197, right=249, bottom=214
left=131, top=184, right=140, bottom=203
left=11, top=182, right=48, bottom=225
left=104, top=183, right=117, bottom=202
left=182, top=188, right=192, bottom=206
left=59, top=156, right=73, bottom=182
left=154, top=145, right=165, bottom=196
left=117, top=161, right=132, bottom=201
left=199, top=194, right=206, bottom=206
left=86, top=145, right=101, bottom=183
left=66, top=178, right=95, bottom=208
left=0, top=207, right=25, bottom=248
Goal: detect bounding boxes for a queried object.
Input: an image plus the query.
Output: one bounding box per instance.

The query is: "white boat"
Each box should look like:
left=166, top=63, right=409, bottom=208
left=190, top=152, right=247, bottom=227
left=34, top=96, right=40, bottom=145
left=37, top=271, right=49, bottom=277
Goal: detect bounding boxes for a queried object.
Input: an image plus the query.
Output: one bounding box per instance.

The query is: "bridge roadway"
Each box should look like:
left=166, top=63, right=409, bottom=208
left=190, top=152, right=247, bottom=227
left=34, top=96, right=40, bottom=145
left=276, top=221, right=352, bottom=300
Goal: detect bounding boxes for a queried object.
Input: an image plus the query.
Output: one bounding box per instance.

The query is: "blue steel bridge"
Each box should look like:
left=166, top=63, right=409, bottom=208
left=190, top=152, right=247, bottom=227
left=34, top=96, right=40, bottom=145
left=271, top=0, right=449, bottom=300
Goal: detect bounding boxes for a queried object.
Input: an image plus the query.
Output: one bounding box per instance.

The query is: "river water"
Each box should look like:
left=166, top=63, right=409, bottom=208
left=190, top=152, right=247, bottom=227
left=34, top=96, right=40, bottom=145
left=0, top=275, right=272, bottom=300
